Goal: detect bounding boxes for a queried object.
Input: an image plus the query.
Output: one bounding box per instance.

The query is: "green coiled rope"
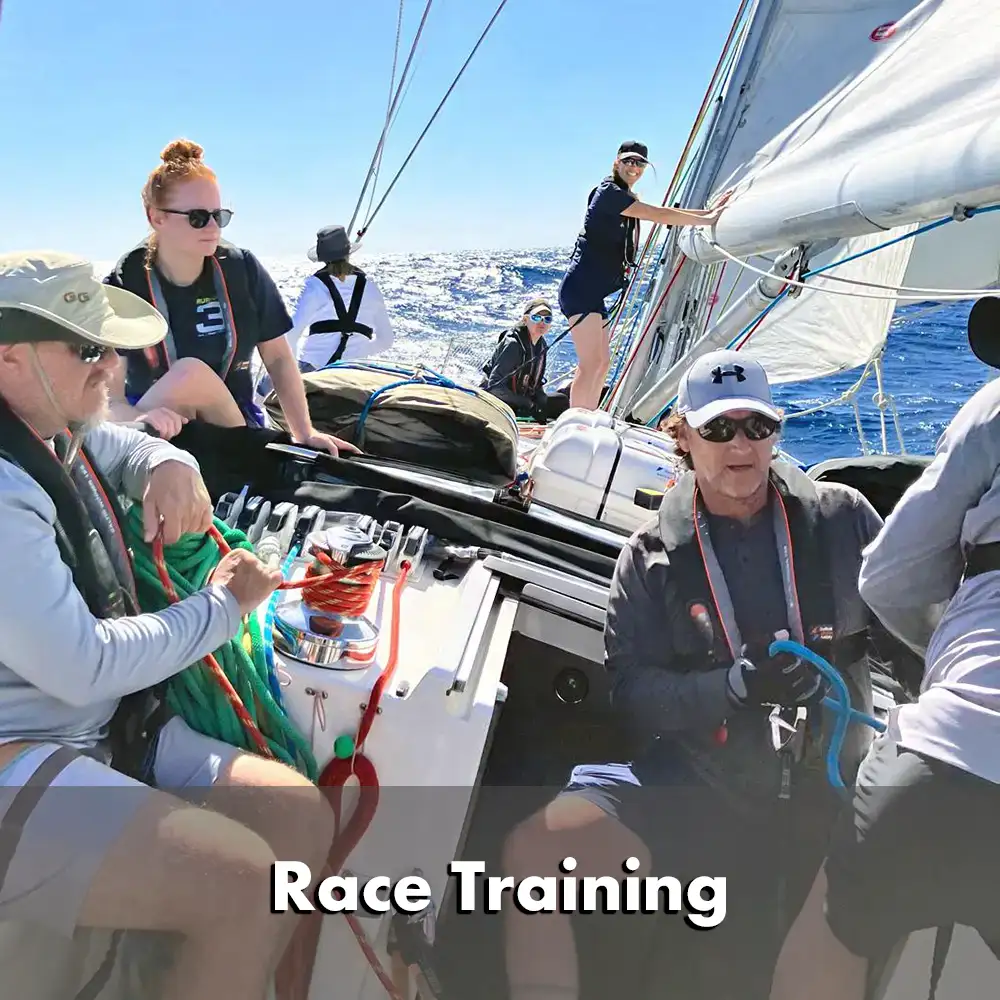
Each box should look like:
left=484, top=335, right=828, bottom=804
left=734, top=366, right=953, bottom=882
left=121, top=505, right=319, bottom=782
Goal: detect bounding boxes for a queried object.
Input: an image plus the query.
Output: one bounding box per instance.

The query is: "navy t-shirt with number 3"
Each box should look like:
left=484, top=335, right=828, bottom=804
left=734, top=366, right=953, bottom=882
left=112, top=250, right=292, bottom=409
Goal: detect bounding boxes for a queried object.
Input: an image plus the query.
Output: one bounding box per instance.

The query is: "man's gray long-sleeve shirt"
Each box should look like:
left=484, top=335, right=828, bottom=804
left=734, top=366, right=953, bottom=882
left=858, top=375, right=1000, bottom=784
left=0, top=422, right=241, bottom=750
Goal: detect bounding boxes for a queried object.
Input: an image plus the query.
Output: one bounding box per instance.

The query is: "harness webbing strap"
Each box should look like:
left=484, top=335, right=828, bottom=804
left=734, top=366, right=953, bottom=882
left=0, top=745, right=80, bottom=887
left=927, top=924, right=954, bottom=1000
left=310, top=271, right=375, bottom=366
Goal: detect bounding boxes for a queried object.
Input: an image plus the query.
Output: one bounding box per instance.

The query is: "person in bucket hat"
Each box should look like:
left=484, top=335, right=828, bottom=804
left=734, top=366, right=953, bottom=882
left=0, top=248, right=336, bottom=996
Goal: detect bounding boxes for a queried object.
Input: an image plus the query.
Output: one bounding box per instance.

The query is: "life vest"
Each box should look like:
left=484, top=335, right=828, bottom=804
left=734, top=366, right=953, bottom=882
left=0, top=398, right=165, bottom=777
left=481, top=325, right=545, bottom=397
left=108, top=239, right=261, bottom=405
left=642, top=463, right=870, bottom=795
left=305, top=268, right=375, bottom=366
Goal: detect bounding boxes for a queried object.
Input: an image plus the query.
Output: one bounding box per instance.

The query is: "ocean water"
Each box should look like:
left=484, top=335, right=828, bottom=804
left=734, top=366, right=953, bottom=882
left=258, top=247, right=991, bottom=468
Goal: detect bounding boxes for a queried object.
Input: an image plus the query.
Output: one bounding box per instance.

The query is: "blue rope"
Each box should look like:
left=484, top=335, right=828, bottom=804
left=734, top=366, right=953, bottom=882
left=317, top=360, right=484, bottom=439
left=646, top=203, right=1000, bottom=426
left=768, top=638, right=887, bottom=792
left=263, top=543, right=300, bottom=708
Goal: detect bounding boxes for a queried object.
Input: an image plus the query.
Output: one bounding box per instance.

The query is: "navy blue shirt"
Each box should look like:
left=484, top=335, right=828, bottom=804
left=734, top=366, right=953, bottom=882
left=567, top=177, right=637, bottom=295
left=109, top=249, right=292, bottom=411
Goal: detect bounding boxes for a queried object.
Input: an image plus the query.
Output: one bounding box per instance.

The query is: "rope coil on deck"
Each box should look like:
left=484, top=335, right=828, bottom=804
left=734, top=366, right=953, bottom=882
left=124, top=506, right=319, bottom=779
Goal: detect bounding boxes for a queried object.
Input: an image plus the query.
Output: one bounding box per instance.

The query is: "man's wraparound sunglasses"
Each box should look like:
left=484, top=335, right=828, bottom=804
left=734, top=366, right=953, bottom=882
left=75, top=343, right=115, bottom=364
left=529, top=313, right=553, bottom=324
left=697, top=412, right=780, bottom=443
left=162, top=208, right=234, bottom=229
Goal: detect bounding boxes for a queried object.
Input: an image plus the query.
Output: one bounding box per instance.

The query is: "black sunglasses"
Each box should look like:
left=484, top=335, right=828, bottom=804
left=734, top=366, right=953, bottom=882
left=74, top=343, right=115, bottom=364
left=162, top=208, right=234, bottom=229
left=697, top=412, right=780, bottom=443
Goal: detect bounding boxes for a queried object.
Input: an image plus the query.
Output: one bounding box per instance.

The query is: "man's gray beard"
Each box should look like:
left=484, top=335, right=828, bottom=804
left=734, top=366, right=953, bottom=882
left=69, top=389, right=111, bottom=434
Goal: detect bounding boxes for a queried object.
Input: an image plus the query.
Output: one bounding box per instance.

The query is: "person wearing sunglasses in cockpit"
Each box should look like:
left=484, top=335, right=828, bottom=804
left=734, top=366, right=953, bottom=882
left=501, top=349, right=922, bottom=1000
left=480, top=296, right=570, bottom=424
left=103, top=138, right=357, bottom=458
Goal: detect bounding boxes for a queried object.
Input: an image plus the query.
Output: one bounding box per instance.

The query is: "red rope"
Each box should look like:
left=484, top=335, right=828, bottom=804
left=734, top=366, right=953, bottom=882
left=276, top=562, right=412, bottom=1000
left=150, top=524, right=387, bottom=762
left=152, top=531, right=275, bottom=759
left=156, top=524, right=412, bottom=998
left=207, top=523, right=384, bottom=616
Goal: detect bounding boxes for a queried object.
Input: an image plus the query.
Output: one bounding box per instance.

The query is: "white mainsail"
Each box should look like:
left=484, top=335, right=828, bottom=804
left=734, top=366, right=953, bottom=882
left=615, top=0, right=1000, bottom=421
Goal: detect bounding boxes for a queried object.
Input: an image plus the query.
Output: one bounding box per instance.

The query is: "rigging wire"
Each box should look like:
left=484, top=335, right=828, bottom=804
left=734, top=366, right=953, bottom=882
left=355, top=0, right=512, bottom=242
left=358, top=0, right=408, bottom=234
left=348, top=0, right=435, bottom=239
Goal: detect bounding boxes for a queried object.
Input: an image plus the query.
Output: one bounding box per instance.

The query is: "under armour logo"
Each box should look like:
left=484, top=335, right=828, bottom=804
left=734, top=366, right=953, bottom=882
left=711, top=364, right=745, bottom=383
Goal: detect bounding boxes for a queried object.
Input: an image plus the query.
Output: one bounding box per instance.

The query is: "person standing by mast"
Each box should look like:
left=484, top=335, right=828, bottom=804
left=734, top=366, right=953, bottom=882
left=558, top=141, right=726, bottom=410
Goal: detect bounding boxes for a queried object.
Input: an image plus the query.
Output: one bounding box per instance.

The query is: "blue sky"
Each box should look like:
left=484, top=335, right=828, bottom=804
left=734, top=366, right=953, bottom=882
left=0, top=0, right=739, bottom=259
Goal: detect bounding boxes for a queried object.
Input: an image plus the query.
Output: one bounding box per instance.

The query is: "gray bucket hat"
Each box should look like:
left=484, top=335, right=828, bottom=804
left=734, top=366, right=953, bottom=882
left=307, top=225, right=356, bottom=263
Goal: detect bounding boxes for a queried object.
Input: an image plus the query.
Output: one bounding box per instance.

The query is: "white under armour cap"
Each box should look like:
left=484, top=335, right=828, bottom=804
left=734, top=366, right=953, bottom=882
left=676, top=349, right=780, bottom=428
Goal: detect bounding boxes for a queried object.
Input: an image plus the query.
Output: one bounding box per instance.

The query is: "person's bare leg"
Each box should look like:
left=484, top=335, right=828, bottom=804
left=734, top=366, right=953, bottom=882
left=133, top=357, right=246, bottom=427
left=769, top=866, right=868, bottom=1000
left=76, top=790, right=284, bottom=1000
left=567, top=314, right=611, bottom=410
left=502, top=793, right=651, bottom=1000
left=205, top=751, right=337, bottom=959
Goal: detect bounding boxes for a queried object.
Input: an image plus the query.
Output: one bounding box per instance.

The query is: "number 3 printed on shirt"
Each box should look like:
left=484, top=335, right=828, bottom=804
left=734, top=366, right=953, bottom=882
left=196, top=299, right=226, bottom=335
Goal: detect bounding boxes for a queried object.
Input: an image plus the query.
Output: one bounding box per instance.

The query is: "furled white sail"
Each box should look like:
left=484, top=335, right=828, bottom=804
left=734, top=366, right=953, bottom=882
left=681, top=0, right=1000, bottom=263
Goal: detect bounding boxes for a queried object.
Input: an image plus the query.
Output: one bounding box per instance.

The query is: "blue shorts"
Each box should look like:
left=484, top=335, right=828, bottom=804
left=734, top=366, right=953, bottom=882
left=559, top=753, right=837, bottom=907
left=559, top=758, right=741, bottom=874
left=558, top=266, right=616, bottom=321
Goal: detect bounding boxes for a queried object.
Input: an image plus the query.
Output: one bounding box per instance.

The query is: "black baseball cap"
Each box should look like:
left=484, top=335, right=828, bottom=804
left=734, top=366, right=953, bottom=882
left=617, top=141, right=649, bottom=163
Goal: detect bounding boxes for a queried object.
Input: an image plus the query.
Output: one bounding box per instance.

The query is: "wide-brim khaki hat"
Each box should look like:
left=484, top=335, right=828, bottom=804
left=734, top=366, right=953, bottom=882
left=0, top=250, right=167, bottom=350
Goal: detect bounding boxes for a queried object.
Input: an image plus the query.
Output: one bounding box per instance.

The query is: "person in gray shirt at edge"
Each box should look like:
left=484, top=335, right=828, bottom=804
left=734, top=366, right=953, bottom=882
left=0, top=250, right=335, bottom=1000
left=500, top=349, right=906, bottom=1000
left=770, top=310, right=1000, bottom=1000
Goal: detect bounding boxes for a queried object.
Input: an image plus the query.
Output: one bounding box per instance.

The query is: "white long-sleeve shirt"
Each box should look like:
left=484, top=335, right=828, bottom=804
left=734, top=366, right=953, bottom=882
left=286, top=271, right=394, bottom=369
left=858, top=375, right=1000, bottom=784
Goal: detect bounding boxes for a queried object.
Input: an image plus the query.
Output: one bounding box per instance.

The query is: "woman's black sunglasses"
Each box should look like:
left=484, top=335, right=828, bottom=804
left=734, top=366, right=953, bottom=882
left=162, top=208, right=234, bottom=229
left=697, top=412, right=780, bottom=443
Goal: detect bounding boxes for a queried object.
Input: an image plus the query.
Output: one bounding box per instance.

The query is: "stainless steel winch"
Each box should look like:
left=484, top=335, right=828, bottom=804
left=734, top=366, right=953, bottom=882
left=272, top=523, right=389, bottom=669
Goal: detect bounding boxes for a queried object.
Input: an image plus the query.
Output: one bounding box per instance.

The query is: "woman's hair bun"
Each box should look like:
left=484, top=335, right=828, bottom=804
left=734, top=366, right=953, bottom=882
left=160, top=138, right=204, bottom=165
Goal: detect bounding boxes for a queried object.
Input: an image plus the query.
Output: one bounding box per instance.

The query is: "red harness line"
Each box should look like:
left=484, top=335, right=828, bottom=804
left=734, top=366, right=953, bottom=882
left=154, top=523, right=412, bottom=998
left=276, top=561, right=413, bottom=1000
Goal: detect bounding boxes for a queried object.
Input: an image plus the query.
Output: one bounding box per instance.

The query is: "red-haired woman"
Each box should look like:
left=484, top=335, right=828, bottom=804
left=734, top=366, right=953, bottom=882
left=106, top=138, right=357, bottom=457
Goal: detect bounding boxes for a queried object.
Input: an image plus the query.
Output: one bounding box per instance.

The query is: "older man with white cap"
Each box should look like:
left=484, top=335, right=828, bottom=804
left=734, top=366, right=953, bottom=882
left=500, top=349, right=888, bottom=1000
left=0, top=250, right=333, bottom=1000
